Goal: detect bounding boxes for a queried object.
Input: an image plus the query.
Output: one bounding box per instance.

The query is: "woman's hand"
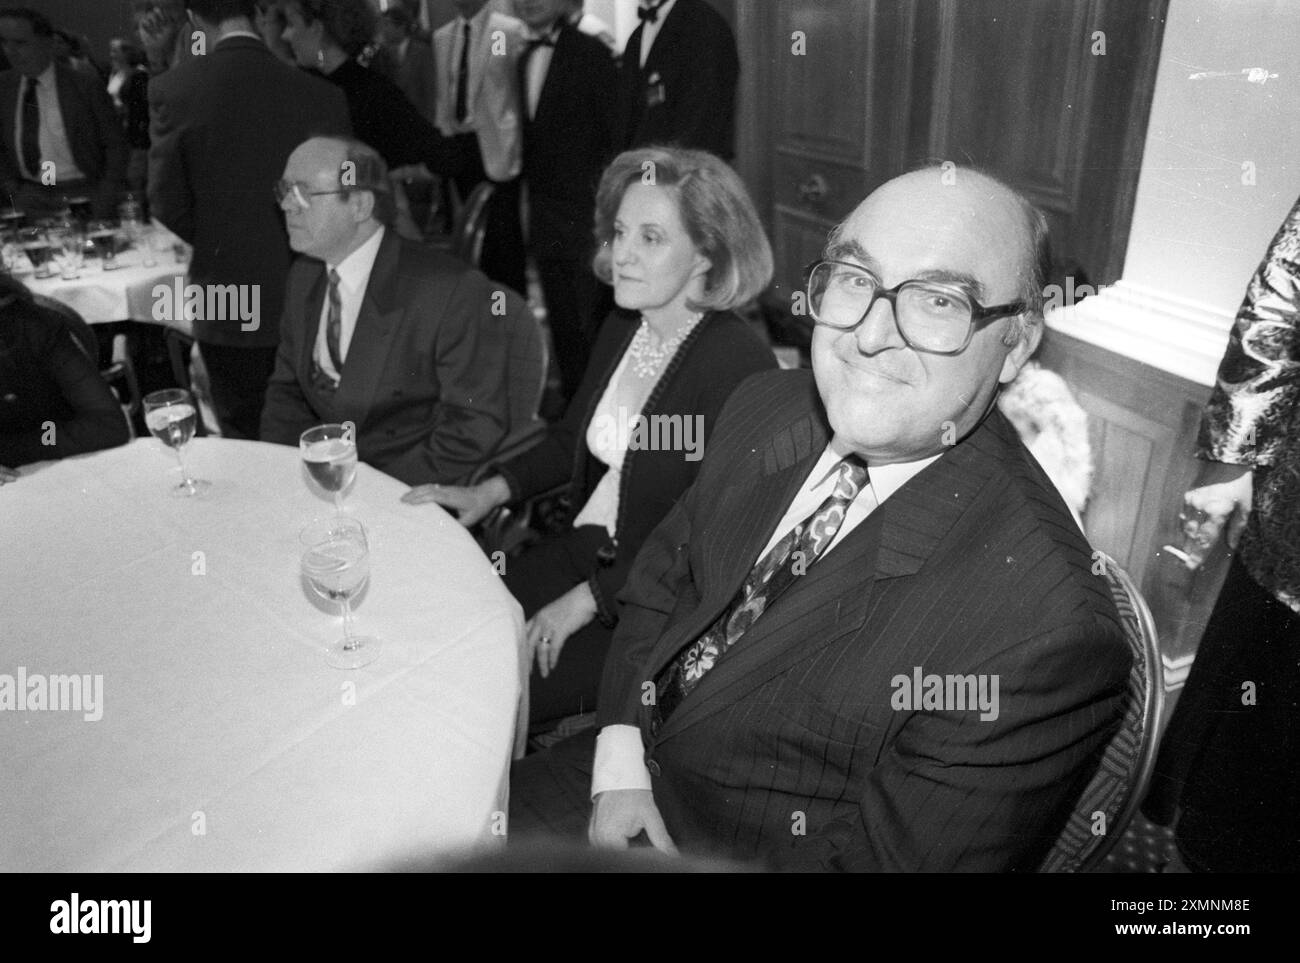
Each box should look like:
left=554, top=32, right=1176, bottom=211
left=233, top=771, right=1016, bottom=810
left=0, top=465, right=18, bottom=485
left=401, top=475, right=510, bottom=528
left=1182, top=468, right=1253, bottom=552
left=526, top=582, right=598, bottom=679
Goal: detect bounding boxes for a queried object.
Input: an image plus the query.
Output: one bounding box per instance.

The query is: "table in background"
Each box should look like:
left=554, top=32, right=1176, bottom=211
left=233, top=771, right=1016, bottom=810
left=24, top=240, right=190, bottom=328
left=0, top=438, right=522, bottom=871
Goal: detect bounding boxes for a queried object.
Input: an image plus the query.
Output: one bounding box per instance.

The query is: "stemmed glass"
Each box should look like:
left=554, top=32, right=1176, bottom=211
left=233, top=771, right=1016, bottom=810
left=143, top=388, right=210, bottom=497
left=300, top=422, right=357, bottom=515
left=86, top=218, right=121, bottom=270
left=300, top=516, right=381, bottom=669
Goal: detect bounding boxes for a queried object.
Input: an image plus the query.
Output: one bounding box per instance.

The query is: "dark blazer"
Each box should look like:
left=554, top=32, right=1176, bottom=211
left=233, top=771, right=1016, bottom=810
left=0, top=62, right=127, bottom=215
left=375, top=39, right=438, bottom=124
left=496, top=308, right=776, bottom=623
left=612, top=0, right=738, bottom=159
left=0, top=296, right=129, bottom=466
left=147, top=37, right=351, bottom=348
left=259, top=229, right=528, bottom=487
left=597, top=368, right=1131, bottom=870
left=518, top=21, right=616, bottom=261
left=316, top=59, right=461, bottom=176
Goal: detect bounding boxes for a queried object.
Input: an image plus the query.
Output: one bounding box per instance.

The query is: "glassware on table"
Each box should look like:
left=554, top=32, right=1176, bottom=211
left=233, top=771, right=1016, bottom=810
left=86, top=219, right=121, bottom=271
left=300, top=422, right=358, bottom=514
left=65, top=195, right=92, bottom=226
left=143, top=388, right=210, bottom=497
left=0, top=208, right=25, bottom=233
left=16, top=227, right=53, bottom=278
left=49, top=225, right=85, bottom=280
left=300, top=516, right=381, bottom=669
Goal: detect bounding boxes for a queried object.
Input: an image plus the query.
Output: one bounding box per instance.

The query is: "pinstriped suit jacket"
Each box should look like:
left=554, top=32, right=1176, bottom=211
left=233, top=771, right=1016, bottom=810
left=597, top=368, right=1130, bottom=871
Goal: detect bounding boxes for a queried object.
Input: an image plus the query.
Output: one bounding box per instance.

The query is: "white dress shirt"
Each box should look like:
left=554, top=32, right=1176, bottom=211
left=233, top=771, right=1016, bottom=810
left=638, top=0, right=679, bottom=67
left=15, top=63, right=84, bottom=183
left=590, top=439, right=942, bottom=797
left=313, top=226, right=386, bottom=382
left=522, top=24, right=558, bottom=120
left=448, top=4, right=492, bottom=133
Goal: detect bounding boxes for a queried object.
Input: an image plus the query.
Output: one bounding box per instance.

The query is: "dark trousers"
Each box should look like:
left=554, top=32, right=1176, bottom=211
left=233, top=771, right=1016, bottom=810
left=509, top=726, right=597, bottom=843
left=197, top=342, right=278, bottom=440
left=450, top=133, right=527, bottom=297
left=534, top=255, right=598, bottom=400
left=503, top=525, right=614, bottom=729
left=1145, top=557, right=1300, bottom=871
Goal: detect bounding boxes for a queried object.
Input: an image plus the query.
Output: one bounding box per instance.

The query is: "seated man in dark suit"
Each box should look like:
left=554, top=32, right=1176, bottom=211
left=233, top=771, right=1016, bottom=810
left=510, top=166, right=1132, bottom=871
left=261, top=136, right=527, bottom=488
left=0, top=7, right=127, bottom=218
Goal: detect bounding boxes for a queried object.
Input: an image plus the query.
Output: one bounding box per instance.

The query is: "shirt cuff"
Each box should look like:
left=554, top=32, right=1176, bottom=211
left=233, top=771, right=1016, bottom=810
left=590, top=724, right=652, bottom=799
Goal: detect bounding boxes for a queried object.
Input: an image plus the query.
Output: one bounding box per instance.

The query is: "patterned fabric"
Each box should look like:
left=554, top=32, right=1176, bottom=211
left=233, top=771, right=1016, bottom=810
left=325, top=268, right=343, bottom=377
left=1197, top=194, right=1300, bottom=613
left=652, top=456, right=869, bottom=728
left=1040, top=553, right=1154, bottom=872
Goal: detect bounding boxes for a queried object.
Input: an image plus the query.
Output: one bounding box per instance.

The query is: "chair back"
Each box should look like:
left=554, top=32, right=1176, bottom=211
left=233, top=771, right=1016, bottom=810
left=1039, top=551, right=1163, bottom=871
left=450, top=181, right=494, bottom=269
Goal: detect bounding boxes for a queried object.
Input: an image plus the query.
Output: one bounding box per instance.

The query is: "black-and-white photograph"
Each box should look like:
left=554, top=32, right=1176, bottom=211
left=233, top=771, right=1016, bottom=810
left=0, top=0, right=1294, bottom=916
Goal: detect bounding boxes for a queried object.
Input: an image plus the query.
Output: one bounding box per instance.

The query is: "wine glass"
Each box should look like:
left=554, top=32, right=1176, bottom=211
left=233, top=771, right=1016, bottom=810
left=49, top=225, right=85, bottom=280
left=300, top=516, right=381, bottom=669
left=86, top=219, right=121, bottom=270
left=17, top=227, right=54, bottom=278
left=300, top=422, right=357, bottom=515
left=143, top=388, right=210, bottom=497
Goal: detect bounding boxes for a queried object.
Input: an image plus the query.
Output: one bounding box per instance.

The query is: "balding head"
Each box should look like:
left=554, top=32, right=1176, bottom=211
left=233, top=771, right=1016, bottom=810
left=810, top=165, right=1046, bottom=464
left=279, top=136, right=390, bottom=265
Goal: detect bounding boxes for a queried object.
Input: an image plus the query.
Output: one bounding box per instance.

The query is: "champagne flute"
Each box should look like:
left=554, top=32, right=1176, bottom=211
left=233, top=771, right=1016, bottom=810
left=300, top=516, right=381, bottom=669
left=300, top=422, right=357, bottom=515
left=143, top=388, right=210, bottom=497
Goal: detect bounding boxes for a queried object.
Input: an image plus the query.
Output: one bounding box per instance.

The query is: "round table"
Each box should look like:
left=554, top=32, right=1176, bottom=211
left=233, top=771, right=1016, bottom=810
left=0, top=438, right=522, bottom=871
left=23, top=233, right=190, bottom=326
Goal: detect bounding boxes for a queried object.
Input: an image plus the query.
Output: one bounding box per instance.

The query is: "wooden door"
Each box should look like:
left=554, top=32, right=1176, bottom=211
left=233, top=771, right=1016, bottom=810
left=736, top=0, right=1168, bottom=307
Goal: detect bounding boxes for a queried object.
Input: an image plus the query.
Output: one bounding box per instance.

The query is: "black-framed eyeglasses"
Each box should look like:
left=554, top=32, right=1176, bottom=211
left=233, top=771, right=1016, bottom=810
left=804, top=259, right=1026, bottom=355
left=273, top=180, right=350, bottom=209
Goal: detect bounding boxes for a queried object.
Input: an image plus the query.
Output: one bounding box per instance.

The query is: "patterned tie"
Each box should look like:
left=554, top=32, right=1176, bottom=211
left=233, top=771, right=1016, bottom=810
left=455, top=20, right=471, bottom=123
left=21, top=77, right=40, bottom=180
left=325, top=268, right=344, bottom=377
left=652, top=456, right=871, bottom=730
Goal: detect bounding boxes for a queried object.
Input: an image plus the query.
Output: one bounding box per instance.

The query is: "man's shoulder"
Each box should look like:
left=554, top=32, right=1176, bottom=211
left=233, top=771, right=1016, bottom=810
left=487, top=11, right=526, bottom=36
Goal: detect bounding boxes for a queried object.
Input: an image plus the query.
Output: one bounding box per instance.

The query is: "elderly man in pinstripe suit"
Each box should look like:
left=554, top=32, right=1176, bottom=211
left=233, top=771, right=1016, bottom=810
left=509, top=166, right=1131, bottom=872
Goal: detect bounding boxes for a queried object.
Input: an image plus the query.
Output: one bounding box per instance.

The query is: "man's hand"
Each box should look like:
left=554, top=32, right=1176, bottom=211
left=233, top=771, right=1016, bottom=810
left=136, top=5, right=185, bottom=71
left=401, top=475, right=510, bottom=527
left=0, top=465, right=18, bottom=485
left=589, top=789, right=678, bottom=854
left=526, top=582, right=598, bottom=678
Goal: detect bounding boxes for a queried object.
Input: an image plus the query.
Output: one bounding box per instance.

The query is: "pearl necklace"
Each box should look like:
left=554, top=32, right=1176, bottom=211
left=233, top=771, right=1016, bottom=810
left=628, top=312, right=704, bottom=379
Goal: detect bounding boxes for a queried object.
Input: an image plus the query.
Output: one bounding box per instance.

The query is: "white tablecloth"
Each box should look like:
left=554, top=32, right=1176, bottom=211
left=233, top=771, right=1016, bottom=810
left=24, top=243, right=189, bottom=326
left=0, top=438, right=522, bottom=871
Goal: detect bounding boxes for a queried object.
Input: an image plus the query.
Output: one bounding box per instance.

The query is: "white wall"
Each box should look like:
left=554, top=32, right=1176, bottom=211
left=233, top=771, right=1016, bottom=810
left=1049, top=0, right=1300, bottom=385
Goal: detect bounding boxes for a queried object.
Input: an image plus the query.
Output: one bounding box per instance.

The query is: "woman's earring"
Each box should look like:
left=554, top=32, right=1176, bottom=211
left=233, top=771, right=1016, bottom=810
left=315, top=46, right=326, bottom=68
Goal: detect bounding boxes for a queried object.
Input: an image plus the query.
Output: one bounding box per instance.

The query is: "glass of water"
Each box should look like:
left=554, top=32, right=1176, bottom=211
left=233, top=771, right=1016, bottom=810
left=300, top=516, right=381, bottom=669
left=143, top=388, right=210, bottom=497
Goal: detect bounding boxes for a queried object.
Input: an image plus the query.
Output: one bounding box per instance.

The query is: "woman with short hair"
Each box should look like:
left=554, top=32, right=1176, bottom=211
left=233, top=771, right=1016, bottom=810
left=407, top=146, right=778, bottom=731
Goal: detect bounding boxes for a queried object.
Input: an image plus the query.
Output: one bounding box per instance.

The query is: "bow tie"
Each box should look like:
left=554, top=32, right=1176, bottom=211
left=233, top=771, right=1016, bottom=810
left=638, top=1, right=668, bottom=24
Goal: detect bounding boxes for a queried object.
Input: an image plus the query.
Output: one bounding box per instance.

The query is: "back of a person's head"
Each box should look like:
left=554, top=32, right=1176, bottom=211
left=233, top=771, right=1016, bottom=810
left=0, top=7, right=54, bottom=36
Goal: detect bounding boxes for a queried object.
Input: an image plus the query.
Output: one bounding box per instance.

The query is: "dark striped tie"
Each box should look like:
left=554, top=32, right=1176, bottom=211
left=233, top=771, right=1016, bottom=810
left=21, top=77, right=40, bottom=180
left=326, top=268, right=343, bottom=377
left=652, top=456, right=870, bottom=730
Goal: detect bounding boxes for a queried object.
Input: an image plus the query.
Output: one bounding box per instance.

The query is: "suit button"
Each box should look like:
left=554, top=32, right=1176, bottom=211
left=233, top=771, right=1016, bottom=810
left=646, top=759, right=661, bottom=778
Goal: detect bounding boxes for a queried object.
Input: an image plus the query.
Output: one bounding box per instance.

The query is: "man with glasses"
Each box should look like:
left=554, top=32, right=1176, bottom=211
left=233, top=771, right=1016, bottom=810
left=148, top=0, right=349, bottom=440
left=260, top=136, right=526, bottom=488
left=509, top=165, right=1131, bottom=871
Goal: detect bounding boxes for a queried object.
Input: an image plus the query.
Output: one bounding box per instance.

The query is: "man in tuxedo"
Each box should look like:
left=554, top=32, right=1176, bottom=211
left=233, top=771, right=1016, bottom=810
left=510, top=166, right=1132, bottom=871
left=148, top=0, right=350, bottom=440
left=261, top=136, right=527, bottom=488
left=613, top=0, right=738, bottom=160
left=0, top=7, right=127, bottom=218
left=513, top=0, right=615, bottom=401
left=432, top=0, right=528, bottom=297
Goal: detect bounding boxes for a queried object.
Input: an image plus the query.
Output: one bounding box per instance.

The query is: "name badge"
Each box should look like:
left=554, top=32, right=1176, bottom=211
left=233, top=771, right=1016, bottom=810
left=645, top=71, right=666, bottom=108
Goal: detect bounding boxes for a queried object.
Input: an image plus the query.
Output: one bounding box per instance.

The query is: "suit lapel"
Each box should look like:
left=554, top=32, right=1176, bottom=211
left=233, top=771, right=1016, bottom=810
left=335, top=230, right=403, bottom=427
left=644, top=0, right=688, bottom=73
left=300, top=264, right=327, bottom=381
left=653, top=407, right=1012, bottom=742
